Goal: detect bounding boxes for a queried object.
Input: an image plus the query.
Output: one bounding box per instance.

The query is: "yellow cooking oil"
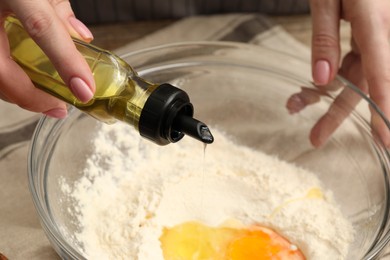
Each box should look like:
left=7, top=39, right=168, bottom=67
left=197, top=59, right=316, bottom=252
left=4, top=15, right=156, bottom=127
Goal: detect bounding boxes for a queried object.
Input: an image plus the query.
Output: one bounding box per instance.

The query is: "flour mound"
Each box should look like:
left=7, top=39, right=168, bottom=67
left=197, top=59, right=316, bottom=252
left=63, top=123, right=354, bottom=259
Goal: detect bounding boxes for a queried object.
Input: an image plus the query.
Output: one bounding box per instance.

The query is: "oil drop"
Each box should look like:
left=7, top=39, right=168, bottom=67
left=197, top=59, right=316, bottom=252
left=198, top=142, right=208, bottom=217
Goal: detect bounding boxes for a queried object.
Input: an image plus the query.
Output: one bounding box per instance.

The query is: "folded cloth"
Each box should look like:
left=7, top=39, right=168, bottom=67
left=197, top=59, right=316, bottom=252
left=0, top=13, right=353, bottom=259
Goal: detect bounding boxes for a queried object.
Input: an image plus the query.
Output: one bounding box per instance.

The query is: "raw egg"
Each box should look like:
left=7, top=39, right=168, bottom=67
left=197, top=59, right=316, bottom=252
left=160, top=221, right=305, bottom=260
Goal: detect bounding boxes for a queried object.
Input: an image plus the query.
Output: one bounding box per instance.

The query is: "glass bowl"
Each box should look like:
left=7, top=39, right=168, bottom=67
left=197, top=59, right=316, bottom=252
left=28, top=42, right=390, bottom=259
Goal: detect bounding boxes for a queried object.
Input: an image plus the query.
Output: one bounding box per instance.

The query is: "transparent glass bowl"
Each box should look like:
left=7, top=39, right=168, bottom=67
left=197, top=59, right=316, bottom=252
left=28, top=42, right=390, bottom=259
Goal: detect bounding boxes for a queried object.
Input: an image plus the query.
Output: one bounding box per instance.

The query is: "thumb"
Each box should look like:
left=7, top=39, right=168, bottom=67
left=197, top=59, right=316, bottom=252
left=310, top=0, right=341, bottom=86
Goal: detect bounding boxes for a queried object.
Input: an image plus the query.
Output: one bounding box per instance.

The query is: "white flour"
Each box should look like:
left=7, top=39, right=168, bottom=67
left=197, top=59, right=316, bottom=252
left=62, top=122, right=354, bottom=259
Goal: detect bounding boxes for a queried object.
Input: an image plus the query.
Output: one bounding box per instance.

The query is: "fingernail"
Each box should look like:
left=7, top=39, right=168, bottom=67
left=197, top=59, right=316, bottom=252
left=286, top=93, right=305, bottom=114
left=314, top=60, right=330, bottom=86
left=69, top=16, right=94, bottom=41
left=44, top=108, right=68, bottom=118
left=69, top=77, right=94, bottom=102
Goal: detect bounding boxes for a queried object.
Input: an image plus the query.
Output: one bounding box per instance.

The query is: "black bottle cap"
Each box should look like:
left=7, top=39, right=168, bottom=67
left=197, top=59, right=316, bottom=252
left=139, top=83, right=214, bottom=145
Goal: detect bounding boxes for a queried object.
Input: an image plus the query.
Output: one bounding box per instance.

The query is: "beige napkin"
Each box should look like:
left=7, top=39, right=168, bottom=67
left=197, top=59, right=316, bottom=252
left=0, top=13, right=360, bottom=259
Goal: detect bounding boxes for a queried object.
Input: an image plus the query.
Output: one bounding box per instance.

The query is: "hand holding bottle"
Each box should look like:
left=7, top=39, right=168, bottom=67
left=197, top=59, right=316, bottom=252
left=0, top=0, right=95, bottom=118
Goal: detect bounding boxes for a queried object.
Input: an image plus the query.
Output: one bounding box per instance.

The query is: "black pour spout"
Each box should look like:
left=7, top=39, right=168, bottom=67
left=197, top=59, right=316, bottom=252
left=173, top=115, right=214, bottom=144
left=138, top=83, right=214, bottom=145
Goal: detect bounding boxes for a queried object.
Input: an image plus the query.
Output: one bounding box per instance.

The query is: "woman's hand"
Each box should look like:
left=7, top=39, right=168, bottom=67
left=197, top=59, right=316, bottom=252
left=304, top=0, right=390, bottom=147
left=0, top=0, right=95, bottom=118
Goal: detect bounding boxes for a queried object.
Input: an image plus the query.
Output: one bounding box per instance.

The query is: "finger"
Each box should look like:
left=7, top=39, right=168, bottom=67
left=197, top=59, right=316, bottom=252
left=49, top=0, right=93, bottom=42
left=286, top=77, right=347, bottom=115
left=286, top=87, right=321, bottom=114
left=1, top=71, right=68, bottom=118
left=350, top=10, right=390, bottom=146
left=8, top=0, right=95, bottom=103
left=310, top=51, right=367, bottom=147
left=350, top=37, right=360, bottom=55
left=309, top=85, right=364, bottom=147
left=0, top=63, right=68, bottom=118
left=310, top=0, right=341, bottom=86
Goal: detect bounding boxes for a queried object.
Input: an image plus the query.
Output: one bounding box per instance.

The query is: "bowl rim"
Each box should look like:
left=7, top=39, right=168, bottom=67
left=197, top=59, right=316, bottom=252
left=27, top=40, right=390, bottom=260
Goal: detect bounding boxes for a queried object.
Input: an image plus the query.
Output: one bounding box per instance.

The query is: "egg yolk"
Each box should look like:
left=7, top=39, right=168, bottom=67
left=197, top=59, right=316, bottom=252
left=160, top=221, right=305, bottom=260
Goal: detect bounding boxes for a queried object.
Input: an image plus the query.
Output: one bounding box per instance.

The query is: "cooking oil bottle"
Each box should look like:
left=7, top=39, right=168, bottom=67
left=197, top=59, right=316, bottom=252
left=4, top=16, right=213, bottom=145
